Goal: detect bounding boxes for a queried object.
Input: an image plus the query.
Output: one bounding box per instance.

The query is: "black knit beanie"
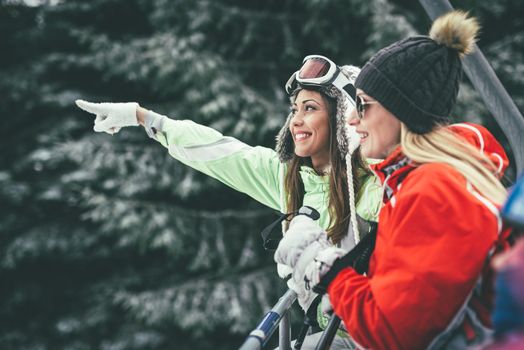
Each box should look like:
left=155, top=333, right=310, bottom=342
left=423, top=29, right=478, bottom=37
left=355, top=10, right=480, bottom=134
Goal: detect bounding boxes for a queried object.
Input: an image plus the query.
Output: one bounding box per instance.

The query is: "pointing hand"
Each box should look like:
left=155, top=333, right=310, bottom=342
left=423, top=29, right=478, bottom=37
left=75, top=99, right=139, bottom=135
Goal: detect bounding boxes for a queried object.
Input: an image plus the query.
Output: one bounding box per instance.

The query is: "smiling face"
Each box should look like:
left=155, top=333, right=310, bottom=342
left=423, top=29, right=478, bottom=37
left=348, top=89, right=401, bottom=159
left=289, top=89, right=332, bottom=170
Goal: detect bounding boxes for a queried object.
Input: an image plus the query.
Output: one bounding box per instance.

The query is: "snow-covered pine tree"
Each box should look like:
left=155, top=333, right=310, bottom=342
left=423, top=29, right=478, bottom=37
left=1, top=0, right=522, bottom=349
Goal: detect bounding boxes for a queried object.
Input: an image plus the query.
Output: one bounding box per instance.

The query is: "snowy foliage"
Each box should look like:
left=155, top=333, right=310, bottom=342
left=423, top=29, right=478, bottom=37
left=1, top=0, right=523, bottom=349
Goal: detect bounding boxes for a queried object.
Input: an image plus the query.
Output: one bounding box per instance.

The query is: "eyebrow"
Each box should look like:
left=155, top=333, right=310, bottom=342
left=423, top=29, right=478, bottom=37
left=292, top=98, right=321, bottom=107
left=293, top=99, right=320, bottom=106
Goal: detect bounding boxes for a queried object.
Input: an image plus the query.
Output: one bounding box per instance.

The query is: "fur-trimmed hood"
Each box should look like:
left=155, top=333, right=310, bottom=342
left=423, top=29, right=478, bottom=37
left=275, top=65, right=361, bottom=163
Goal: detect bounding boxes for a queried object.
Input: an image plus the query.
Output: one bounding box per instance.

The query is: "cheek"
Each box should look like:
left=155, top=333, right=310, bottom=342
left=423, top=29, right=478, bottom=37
left=377, top=123, right=400, bottom=153
left=386, top=121, right=401, bottom=144
left=364, top=118, right=395, bottom=157
left=313, top=116, right=330, bottom=143
left=322, top=124, right=332, bottom=147
left=375, top=128, right=390, bottom=147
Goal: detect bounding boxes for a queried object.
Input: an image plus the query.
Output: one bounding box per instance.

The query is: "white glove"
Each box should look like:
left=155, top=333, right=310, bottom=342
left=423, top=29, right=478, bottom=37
left=274, top=213, right=332, bottom=313
left=274, top=214, right=330, bottom=274
left=293, top=247, right=346, bottom=316
left=287, top=277, right=317, bottom=312
left=303, top=246, right=346, bottom=291
left=75, top=99, right=139, bottom=134
left=277, top=263, right=293, bottom=279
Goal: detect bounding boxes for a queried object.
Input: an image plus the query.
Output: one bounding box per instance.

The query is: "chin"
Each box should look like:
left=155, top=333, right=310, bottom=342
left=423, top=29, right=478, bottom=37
left=294, top=149, right=309, bottom=158
left=295, top=152, right=309, bottom=158
left=360, top=147, right=371, bottom=159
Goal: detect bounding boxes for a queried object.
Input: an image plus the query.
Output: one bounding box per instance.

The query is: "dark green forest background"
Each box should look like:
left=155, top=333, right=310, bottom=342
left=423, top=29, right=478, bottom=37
left=1, top=0, right=523, bottom=349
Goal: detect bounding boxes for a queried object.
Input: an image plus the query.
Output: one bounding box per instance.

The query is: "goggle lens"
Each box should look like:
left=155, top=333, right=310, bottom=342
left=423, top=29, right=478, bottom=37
left=298, top=57, right=331, bottom=80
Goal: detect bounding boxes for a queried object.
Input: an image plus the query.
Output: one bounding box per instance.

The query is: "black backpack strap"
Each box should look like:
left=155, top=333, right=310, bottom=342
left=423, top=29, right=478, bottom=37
left=353, top=218, right=378, bottom=274
left=260, top=206, right=320, bottom=251
left=260, top=211, right=292, bottom=251
left=294, top=295, right=322, bottom=350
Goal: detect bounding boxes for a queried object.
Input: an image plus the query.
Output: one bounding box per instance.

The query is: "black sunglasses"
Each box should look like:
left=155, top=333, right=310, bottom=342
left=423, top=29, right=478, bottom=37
left=356, top=95, right=379, bottom=119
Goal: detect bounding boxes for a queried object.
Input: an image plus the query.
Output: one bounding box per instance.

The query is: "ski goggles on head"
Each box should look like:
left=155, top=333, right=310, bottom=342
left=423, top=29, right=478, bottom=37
left=285, top=55, right=357, bottom=106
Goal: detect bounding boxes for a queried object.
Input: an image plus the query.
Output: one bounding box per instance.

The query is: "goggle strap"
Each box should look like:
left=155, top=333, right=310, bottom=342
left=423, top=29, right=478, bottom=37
left=285, top=71, right=299, bottom=95
left=343, top=84, right=356, bottom=104
left=331, top=73, right=356, bottom=106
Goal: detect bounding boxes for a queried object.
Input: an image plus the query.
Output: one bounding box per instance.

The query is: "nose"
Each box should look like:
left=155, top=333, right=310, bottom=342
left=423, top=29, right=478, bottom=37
left=291, top=111, right=304, bottom=127
left=347, top=108, right=360, bottom=126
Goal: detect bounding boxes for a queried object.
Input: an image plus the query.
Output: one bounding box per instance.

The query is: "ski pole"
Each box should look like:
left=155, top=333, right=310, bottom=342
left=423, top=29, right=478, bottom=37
left=418, top=0, right=524, bottom=176
left=314, top=314, right=341, bottom=350
left=280, top=309, right=292, bottom=350
left=239, top=289, right=297, bottom=350
left=308, top=227, right=377, bottom=350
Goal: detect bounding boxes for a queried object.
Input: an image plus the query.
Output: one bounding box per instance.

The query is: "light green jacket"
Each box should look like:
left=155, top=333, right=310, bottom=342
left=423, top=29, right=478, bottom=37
left=150, top=116, right=383, bottom=338
left=151, top=118, right=382, bottom=229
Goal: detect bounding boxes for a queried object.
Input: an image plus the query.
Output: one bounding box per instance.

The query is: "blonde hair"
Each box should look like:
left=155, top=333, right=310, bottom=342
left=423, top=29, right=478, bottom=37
left=400, top=123, right=506, bottom=205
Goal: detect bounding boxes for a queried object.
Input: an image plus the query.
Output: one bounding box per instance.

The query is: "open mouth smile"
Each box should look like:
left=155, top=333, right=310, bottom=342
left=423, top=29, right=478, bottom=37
left=295, top=132, right=312, bottom=141
left=358, top=131, right=369, bottom=143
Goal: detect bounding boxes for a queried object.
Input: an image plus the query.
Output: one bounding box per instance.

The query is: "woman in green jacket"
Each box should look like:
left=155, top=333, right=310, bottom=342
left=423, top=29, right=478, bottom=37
left=75, top=57, right=382, bottom=313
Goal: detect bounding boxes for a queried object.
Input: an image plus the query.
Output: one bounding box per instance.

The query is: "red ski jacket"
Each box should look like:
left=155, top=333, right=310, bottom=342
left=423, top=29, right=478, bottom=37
left=328, top=123, right=510, bottom=349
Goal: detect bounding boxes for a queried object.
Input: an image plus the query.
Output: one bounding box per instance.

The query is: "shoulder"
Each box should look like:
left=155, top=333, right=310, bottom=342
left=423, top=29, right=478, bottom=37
left=391, top=162, right=472, bottom=213
left=402, top=162, right=465, bottom=193
left=356, top=174, right=383, bottom=221
left=396, top=163, right=499, bottom=227
left=381, top=163, right=499, bottom=243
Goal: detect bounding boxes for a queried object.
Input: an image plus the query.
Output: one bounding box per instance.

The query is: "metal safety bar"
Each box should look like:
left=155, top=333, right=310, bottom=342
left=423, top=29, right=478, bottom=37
left=239, top=289, right=297, bottom=350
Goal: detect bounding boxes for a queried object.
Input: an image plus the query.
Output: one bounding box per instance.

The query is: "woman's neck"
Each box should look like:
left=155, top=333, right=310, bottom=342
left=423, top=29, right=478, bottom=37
left=313, top=162, right=331, bottom=175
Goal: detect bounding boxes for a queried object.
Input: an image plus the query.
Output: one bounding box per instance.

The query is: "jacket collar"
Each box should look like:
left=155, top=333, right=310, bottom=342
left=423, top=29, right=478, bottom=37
left=370, top=146, right=416, bottom=202
left=299, top=166, right=329, bottom=193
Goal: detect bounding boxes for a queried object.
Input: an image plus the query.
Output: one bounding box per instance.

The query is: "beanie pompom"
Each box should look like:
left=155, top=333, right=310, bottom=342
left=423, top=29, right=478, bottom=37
left=429, top=10, right=479, bottom=57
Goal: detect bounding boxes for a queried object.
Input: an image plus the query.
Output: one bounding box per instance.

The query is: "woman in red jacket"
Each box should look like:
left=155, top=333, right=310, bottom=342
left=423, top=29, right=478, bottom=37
left=275, top=10, right=510, bottom=349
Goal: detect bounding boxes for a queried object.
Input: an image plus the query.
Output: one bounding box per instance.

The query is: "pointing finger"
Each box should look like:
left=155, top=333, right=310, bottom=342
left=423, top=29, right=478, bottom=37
left=76, top=99, right=106, bottom=115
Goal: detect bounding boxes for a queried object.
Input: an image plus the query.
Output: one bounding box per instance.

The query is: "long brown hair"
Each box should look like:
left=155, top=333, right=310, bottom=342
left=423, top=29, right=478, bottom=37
left=284, top=89, right=370, bottom=244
